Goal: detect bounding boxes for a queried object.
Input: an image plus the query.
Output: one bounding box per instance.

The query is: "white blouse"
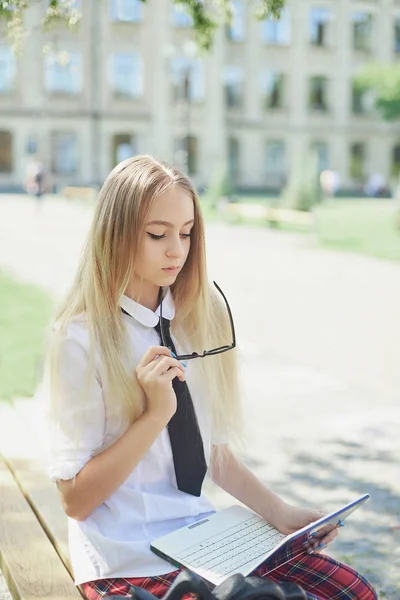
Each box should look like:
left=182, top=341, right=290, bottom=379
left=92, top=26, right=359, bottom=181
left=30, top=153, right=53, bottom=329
left=45, top=290, right=218, bottom=585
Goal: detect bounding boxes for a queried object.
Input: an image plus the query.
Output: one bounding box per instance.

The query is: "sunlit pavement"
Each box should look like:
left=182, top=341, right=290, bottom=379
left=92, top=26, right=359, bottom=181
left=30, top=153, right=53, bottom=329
left=1, top=194, right=399, bottom=597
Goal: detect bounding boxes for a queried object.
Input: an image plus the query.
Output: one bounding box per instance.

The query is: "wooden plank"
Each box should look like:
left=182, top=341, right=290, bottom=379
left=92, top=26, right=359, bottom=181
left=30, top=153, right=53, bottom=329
left=0, top=402, right=71, bottom=579
left=267, top=208, right=314, bottom=226
left=224, top=203, right=314, bottom=226
left=0, top=458, right=81, bottom=600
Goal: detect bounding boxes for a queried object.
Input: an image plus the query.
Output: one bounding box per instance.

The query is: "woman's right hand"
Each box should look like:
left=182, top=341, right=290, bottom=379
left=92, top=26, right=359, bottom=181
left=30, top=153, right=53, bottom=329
left=135, top=346, right=185, bottom=423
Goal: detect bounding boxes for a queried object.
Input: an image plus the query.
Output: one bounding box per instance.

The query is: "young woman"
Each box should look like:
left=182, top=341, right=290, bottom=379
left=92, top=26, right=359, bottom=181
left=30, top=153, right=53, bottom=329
left=45, top=155, right=377, bottom=600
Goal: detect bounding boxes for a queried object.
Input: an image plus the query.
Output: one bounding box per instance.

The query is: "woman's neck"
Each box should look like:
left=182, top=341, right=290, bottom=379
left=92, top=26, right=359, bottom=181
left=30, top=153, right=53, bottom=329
left=124, top=278, right=161, bottom=312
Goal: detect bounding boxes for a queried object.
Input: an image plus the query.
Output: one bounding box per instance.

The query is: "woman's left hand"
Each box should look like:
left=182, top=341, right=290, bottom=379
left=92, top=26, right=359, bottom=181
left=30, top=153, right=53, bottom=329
left=274, top=504, right=339, bottom=554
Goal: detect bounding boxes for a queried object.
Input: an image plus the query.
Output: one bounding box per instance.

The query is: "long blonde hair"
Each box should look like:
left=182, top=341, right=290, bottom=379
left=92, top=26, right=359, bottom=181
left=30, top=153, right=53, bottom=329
left=48, top=155, right=242, bottom=442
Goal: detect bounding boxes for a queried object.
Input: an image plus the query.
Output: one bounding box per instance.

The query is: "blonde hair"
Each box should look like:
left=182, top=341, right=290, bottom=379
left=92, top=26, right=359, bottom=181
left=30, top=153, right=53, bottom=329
left=48, top=155, right=242, bottom=442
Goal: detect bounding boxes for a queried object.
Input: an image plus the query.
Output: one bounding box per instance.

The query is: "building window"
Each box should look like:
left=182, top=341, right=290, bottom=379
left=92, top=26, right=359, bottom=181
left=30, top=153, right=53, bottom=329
left=171, top=57, right=204, bottom=102
left=226, top=0, right=245, bottom=42
left=172, top=3, right=193, bottom=27
left=394, top=18, right=400, bottom=54
left=352, top=12, right=373, bottom=52
left=45, top=51, right=82, bottom=95
left=392, top=145, right=400, bottom=177
left=0, top=131, right=13, bottom=173
left=0, top=45, right=16, bottom=93
left=261, top=8, right=291, bottom=45
left=112, top=134, right=137, bottom=166
left=26, top=134, right=38, bottom=155
left=350, top=142, right=366, bottom=179
left=309, top=76, right=328, bottom=111
left=228, top=137, right=240, bottom=181
left=265, top=140, right=286, bottom=186
left=51, top=132, right=78, bottom=174
left=224, top=66, right=243, bottom=108
left=352, top=81, right=373, bottom=115
left=110, top=53, right=143, bottom=98
left=261, top=71, right=285, bottom=109
left=311, top=141, right=330, bottom=172
left=309, top=7, right=332, bottom=47
left=110, top=0, right=142, bottom=22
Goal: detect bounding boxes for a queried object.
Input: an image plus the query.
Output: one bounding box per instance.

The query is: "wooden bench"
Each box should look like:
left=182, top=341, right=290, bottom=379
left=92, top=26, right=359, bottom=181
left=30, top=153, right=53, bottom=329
left=0, top=400, right=83, bottom=600
left=266, top=207, right=314, bottom=228
left=60, top=187, right=97, bottom=202
left=223, top=203, right=314, bottom=228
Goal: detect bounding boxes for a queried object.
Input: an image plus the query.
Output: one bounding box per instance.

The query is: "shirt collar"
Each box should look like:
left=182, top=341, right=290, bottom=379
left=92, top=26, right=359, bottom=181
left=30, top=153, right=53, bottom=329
left=120, top=287, right=175, bottom=328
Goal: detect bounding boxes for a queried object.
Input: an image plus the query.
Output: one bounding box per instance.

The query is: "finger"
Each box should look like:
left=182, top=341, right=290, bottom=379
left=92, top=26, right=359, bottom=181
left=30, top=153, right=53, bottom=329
left=309, top=529, right=338, bottom=552
left=161, top=366, right=186, bottom=383
left=309, top=524, right=335, bottom=543
left=152, top=356, right=185, bottom=377
left=137, top=346, right=172, bottom=369
left=317, top=529, right=338, bottom=547
left=307, top=540, right=328, bottom=554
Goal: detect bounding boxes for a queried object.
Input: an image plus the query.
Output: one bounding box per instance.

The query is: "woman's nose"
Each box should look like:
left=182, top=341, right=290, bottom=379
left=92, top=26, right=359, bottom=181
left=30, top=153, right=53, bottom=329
left=166, top=236, right=184, bottom=258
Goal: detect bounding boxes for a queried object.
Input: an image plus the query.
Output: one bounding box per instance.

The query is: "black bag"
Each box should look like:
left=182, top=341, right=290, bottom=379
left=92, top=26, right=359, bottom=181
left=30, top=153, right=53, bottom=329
left=108, top=569, right=307, bottom=600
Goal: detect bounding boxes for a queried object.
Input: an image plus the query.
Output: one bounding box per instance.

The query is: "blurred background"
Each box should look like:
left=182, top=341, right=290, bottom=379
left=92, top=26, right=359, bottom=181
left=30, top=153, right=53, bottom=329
left=0, top=1, right=400, bottom=598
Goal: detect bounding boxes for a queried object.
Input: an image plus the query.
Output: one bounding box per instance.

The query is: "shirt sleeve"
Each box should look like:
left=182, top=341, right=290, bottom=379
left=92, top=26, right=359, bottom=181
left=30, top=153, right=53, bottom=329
left=46, top=331, right=105, bottom=482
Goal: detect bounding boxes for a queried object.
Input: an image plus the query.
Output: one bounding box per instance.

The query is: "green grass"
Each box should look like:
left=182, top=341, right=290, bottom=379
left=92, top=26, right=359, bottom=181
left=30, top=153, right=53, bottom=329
left=203, top=195, right=400, bottom=262
left=0, top=270, right=54, bottom=402
left=314, top=199, right=400, bottom=262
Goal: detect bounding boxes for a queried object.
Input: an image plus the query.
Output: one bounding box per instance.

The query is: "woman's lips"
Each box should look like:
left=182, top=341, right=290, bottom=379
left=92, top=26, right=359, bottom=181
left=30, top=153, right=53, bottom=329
left=162, top=266, right=180, bottom=272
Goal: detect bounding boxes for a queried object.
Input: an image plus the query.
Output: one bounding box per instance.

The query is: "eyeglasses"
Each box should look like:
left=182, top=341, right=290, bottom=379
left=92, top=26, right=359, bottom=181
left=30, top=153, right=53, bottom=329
left=159, top=281, right=236, bottom=361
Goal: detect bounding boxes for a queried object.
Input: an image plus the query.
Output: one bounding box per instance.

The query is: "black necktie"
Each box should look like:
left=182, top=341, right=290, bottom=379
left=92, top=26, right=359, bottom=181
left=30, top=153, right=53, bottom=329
left=155, top=317, right=207, bottom=497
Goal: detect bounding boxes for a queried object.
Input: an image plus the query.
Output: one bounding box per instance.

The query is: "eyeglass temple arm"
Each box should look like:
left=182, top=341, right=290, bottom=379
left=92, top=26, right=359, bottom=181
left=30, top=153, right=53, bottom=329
left=212, top=281, right=236, bottom=347
left=159, top=282, right=236, bottom=349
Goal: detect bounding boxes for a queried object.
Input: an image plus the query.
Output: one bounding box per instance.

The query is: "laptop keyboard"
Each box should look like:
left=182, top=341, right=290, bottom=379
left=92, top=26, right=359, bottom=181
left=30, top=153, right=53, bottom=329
left=178, top=515, right=286, bottom=576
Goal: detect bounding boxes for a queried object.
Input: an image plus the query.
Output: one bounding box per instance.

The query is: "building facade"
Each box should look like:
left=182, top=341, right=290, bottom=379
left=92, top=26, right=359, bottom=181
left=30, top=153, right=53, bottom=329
left=1, top=0, right=400, bottom=192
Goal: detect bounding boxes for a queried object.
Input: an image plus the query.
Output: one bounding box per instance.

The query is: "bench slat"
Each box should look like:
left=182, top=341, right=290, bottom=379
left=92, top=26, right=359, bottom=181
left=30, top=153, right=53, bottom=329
left=0, top=401, right=77, bottom=590
left=0, top=458, right=81, bottom=600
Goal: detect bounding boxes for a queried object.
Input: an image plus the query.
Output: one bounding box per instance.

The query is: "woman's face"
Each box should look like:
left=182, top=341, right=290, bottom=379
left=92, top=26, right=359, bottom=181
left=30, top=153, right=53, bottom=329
left=130, top=186, right=195, bottom=306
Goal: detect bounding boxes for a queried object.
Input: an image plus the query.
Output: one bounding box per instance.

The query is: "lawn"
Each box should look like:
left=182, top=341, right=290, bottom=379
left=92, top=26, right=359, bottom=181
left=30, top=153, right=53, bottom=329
left=0, top=269, right=54, bottom=402
left=314, top=199, right=400, bottom=262
left=203, top=196, right=400, bottom=262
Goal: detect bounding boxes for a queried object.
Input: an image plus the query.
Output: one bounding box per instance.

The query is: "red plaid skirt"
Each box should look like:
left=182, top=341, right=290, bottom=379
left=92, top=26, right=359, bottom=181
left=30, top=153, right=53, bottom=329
left=81, top=541, right=377, bottom=600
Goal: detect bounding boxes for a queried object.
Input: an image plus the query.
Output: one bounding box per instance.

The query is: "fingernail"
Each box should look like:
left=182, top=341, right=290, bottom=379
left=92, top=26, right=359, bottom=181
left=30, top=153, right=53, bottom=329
left=310, top=532, right=317, bottom=538
left=338, top=519, right=345, bottom=528
left=314, top=543, right=326, bottom=551
left=170, top=350, right=187, bottom=368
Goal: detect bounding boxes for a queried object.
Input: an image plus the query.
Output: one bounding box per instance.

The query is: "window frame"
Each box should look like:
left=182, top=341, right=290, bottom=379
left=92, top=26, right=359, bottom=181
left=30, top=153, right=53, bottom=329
left=110, top=52, right=144, bottom=99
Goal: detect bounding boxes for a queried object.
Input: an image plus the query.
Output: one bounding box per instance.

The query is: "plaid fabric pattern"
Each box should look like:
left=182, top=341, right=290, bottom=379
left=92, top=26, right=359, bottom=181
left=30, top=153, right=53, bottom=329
left=81, top=541, right=377, bottom=600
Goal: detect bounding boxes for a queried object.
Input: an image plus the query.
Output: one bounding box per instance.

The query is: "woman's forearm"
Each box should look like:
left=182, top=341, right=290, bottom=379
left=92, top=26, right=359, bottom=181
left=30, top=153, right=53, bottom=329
left=209, top=445, right=287, bottom=527
left=57, top=410, right=168, bottom=521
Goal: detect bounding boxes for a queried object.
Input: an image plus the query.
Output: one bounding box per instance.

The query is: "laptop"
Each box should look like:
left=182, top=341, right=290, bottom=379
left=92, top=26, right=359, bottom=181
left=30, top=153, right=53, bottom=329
left=151, top=493, right=370, bottom=586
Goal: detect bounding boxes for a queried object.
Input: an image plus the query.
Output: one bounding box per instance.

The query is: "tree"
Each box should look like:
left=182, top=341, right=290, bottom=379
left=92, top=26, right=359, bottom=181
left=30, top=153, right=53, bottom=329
left=0, top=0, right=286, bottom=51
left=281, top=148, right=322, bottom=212
left=355, top=64, right=400, bottom=229
left=355, top=63, right=400, bottom=121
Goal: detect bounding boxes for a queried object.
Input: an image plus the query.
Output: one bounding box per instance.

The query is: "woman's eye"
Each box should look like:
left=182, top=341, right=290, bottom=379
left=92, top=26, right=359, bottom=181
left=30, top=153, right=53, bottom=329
left=180, top=233, right=191, bottom=239
left=147, top=232, right=165, bottom=240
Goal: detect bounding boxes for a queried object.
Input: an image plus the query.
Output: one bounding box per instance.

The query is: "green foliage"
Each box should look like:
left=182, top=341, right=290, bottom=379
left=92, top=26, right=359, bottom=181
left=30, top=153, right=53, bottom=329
left=0, top=270, right=54, bottom=402
left=0, top=0, right=286, bottom=51
left=281, top=150, right=323, bottom=212
left=314, top=199, right=400, bottom=261
left=254, top=0, right=286, bottom=19
left=355, top=63, right=400, bottom=121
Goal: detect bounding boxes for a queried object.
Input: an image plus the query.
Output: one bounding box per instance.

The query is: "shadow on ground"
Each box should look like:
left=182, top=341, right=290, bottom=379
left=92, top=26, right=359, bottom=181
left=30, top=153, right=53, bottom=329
left=240, top=436, right=400, bottom=599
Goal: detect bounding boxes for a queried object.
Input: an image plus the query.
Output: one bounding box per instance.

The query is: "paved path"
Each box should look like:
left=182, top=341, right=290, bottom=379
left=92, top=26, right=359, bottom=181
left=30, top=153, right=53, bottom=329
left=0, top=195, right=399, bottom=599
